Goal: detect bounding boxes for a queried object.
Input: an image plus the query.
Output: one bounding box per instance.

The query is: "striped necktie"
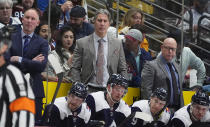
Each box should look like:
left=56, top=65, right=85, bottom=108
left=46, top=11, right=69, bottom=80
left=23, top=35, right=30, bottom=56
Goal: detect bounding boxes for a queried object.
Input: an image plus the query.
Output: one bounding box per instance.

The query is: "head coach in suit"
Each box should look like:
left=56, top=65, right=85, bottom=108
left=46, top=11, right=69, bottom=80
left=141, top=38, right=184, bottom=113
left=6, top=8, right=48, bottom=124
left=70, top=9, right=127, bottom=92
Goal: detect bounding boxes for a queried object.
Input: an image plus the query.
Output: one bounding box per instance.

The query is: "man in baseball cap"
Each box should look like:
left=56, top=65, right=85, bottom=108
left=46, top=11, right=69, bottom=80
left=123, top=29, right=152, bottom=87
left=67, top=5, right=94, bottom=40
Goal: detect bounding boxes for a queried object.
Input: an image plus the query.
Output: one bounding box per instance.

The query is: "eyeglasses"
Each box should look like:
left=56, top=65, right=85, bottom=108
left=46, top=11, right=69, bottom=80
left=163, top=46, right=177, bottom=52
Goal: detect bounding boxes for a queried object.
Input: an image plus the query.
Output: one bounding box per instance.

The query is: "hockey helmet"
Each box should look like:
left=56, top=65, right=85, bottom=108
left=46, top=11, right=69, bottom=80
left=107, top=74, right=128, bottom=89
left=69, top=82, right=88, bottom=99
left=191, top=90, right=209, bottom=106
left=151, top=88, right=168, bottom=101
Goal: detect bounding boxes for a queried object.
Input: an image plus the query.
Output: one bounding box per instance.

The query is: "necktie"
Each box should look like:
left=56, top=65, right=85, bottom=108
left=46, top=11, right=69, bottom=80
left=96, top=39, right=105, bottom=85
left=23, top=35, right=30, bottom=56
left=167, top=63, right=179, bottom=105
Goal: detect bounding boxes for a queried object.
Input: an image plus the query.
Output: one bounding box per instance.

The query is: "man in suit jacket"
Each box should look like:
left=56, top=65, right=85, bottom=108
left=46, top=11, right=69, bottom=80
left=6, top=8, right=48, bottom=125
left=141, top=38, right=184, bottom=112
left=70, top=9, right=127, bottom=92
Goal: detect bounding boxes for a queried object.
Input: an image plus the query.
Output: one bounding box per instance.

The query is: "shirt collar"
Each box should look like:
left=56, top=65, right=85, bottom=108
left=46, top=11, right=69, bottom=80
left=131, top=47, right=141, bottom=57
left=94, top=32, right=108, bottom=42
left=160, top=54, right=169, bottom=64
left=21, top=30, right=34, bottom=38
left=0, top=62, right=8, bottom=73
left=160, top=54, right=176, bottom=65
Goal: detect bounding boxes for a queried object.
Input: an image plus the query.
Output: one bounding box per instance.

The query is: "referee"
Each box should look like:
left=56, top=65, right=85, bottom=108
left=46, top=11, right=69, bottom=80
left=0, top=27, right=35, bottom=127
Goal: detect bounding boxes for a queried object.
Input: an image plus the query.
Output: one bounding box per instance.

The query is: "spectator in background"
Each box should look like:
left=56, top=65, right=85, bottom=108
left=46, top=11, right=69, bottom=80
left=0, top=0, right=21, bottom=29
left=141, top=38, right=184, bottom=113
left=37, top=0, right=84, bottom=25
left=41, top=2, right=62, bottom=30
left=41, top=3, right=62, bottom=45
left=42, top=26, right=75, bottom=83
left=35, top=20, right=56, bottom=51
left=70, top=9, right=127, bottom=92
left=5, top=8, right=48, bottom=125
left=120, top=8, right=149, bottom=52
left=177, top=0, right=210, bottom=34
left=12, top=0, right=38, bottom=21
left=35, top=21, right=51, bottom=40
left=66, top=5, right=94, bottom=40
left=58, top=0, right=73, bottom=26
left=123, top=29, right=152, bottom=87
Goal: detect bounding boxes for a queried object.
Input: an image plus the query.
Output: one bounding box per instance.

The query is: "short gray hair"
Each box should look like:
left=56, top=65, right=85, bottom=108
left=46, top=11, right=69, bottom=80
left=0, top=0, right=13, bottom=8
left=93, top=9, right=111, bottom=23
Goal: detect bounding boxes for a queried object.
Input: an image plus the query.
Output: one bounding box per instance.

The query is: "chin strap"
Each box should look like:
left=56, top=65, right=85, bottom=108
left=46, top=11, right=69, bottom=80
left=190, top=105, right=199, bottom=122
left=107, top=87, right=119, bottom=104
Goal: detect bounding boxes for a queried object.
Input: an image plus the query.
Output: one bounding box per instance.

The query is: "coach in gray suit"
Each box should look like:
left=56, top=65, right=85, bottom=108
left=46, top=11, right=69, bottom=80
left=70, top=9, right=127, bottom=91
left=141, top=38, right=184, bottom=112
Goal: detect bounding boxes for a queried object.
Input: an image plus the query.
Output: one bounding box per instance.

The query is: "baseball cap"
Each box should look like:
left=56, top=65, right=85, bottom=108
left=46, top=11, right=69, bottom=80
left=125, top=29, right=143, bottom=42
left=70, top=5, right=86, bottom=18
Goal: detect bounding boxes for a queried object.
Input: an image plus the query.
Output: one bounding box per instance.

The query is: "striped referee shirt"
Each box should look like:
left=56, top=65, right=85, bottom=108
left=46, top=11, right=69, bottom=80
left=0, top=63, right=35, bottom=127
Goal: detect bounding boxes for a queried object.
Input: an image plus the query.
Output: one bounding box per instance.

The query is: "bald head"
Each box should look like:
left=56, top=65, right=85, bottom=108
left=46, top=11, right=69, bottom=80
left=161, top=38, right=177, bottom=62
left=163, top=38, right=177, bottom=46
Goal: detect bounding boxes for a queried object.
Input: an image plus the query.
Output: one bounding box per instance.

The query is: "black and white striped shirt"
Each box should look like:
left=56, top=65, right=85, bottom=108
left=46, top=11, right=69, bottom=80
left=0, top=63, right=35, bottom=127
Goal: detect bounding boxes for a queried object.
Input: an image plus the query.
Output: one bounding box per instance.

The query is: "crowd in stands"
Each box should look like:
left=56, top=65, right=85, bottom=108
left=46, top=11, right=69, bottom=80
left=0, top=0, right=210, bottom=126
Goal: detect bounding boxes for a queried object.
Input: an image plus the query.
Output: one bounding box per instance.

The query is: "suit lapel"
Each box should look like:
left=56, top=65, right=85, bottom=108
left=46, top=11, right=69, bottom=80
left=157, top=56, right=170, bottom=79
left=107, top=36, right=114, bottom=67
left=173, top=62, right=181, bottom=85
left=16, top=32, right=23, bottom=56
left=88, top=34, right=96, bottom=70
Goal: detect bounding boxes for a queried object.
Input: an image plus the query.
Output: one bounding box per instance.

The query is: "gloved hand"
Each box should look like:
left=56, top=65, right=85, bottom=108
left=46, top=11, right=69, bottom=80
left=145, top=121, right=165, bottom=127
left=87, top=120, right=105, bottom=127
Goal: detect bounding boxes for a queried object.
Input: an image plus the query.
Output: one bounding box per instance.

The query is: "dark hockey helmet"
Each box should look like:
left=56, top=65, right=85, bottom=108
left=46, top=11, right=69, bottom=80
left=191, top=90, right=209, bottom=106
left=107, top=74, right=128, bottom=89
left=69, top=82, right=88, bottom=99
left=151, top=88, right=168, bottom=101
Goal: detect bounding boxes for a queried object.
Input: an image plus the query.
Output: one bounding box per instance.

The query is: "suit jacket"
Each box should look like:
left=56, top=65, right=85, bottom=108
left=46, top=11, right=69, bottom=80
left=141, top=55, right=184, bottom=107
left=70, top=33, right=127, bottom=84
left=6, top=30, right=48, bottom=98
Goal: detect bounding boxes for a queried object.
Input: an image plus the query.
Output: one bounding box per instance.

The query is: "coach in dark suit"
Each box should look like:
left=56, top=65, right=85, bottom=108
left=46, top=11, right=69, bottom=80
left=141, top=38, right=184, bottom=112
left=6, top=9, right=48, bottom=124
left=70, top=9, right=127, bottom=91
